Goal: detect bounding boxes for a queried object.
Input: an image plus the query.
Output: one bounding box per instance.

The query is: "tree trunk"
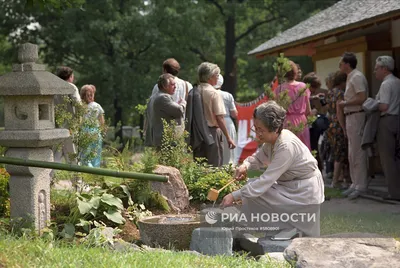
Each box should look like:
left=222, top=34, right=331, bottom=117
left=223, top=12, right=237, bottom=97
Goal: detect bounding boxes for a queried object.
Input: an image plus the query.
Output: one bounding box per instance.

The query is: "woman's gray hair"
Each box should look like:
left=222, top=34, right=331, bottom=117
left=254, top=101, right=286, bottom=133
left=376, top=56, right=395, bottom=71
left=198, top=62, right=220, bottom=83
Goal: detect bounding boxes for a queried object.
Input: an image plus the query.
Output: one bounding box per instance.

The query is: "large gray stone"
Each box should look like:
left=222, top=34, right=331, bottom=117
left=151, top=165, right=189, bottom=212
left=190, top=227, right=233, bottom=256
left=284, top=233, right=400, bottom=268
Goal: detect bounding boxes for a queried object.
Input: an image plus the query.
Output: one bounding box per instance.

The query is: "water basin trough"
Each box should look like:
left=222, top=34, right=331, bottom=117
left=138, top=214, right=201, bottom=250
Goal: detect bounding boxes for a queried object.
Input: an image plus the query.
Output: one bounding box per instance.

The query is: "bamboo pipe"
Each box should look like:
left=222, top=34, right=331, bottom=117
left=0, top=156, right=168, bottom=182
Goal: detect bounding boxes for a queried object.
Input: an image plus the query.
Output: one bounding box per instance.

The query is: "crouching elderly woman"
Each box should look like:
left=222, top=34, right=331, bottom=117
left=221, top=101, right=324, bottom=237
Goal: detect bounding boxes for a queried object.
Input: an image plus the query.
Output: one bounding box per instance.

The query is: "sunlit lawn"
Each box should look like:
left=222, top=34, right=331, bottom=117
left=0, top=234, right=288, bottom=268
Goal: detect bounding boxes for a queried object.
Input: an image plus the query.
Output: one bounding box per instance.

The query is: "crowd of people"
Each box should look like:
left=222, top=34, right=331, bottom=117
left=145, top=53, right=399, bottom=202
left=144, top=59, right=237, bottom=167
left=54, top=53, right=398, bottom=203
left=273, top=53, right=400, bottom=201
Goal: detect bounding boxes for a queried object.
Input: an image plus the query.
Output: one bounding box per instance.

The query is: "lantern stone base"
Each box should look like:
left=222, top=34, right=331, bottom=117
left=6, top=147, right=53, bottom=232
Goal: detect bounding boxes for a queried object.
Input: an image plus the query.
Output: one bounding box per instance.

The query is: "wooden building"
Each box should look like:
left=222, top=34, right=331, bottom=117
left=249, top=0, right=400, bottom=98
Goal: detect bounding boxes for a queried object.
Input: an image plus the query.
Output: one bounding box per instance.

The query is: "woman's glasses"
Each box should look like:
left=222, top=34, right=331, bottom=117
left=250, top=126, right=266, bottom=135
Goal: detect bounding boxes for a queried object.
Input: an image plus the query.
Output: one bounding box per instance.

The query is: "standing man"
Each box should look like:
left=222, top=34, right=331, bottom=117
left=147, top=58, right=192, bottom=135
left=151, top=58, right=193, bottom=103
left=54, top=66, right=82, bottom=164
left=195, top=62, right=236, bottom=167
left=374, top=56, right=400, bottom=201
left=338, top=52, right=368, bottom=199
left=145, top=74, right=186, bottom=148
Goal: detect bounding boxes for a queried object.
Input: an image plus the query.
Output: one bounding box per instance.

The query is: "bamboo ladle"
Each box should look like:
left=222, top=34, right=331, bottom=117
left=207, top=178, right=236, bottom=201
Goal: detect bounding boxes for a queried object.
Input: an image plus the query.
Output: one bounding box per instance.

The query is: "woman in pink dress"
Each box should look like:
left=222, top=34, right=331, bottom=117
left=275, top=61, right=311, bottom=150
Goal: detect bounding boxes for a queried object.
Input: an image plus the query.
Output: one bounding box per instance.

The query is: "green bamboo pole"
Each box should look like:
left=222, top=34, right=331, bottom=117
left=0, top=156, right=168, bottom=182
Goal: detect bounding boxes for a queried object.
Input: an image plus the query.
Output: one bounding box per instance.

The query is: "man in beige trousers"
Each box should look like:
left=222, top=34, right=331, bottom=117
left=338, top=52, right=368, bottom=200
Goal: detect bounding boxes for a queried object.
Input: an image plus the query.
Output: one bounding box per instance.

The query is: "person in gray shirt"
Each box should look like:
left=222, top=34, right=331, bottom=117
left=374, top=56, right=400, bottom=201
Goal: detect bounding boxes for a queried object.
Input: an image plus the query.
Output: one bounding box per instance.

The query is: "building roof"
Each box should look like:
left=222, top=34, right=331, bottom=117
left=249, top=0, right=400, bottom=56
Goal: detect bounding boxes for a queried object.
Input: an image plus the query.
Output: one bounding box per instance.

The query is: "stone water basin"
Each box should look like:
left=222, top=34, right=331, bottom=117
left=138, top=214, right=201, bottom=250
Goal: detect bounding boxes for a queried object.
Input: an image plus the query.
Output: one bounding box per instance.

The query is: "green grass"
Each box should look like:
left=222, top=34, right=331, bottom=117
left=0, top=234, right=288, bottom=268
left=321, top=212, right=400, bottom=238
left=1, top=207, right=399, bottom=267
left=324, top=187, right=344, bottom=199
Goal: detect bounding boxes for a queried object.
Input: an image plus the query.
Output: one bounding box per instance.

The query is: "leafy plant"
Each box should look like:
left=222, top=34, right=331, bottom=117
left=79, top=221, right=121, bottom=248
left=126, top=204, right=152, bottom=227
left=73, top=187, right=127, bottom=228
left=54, top=96, right=108, bottom=165
left=158, top=119, right=192, bottom=171
left=138, top=147, right=158, bottom=174
left=0, top=167, right=10, bottom=217
left=184, top=168, right=240, bottom=202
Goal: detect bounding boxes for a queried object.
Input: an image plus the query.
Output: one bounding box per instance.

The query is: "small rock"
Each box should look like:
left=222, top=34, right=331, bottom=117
left=112, top=240, right=142, bottom=252
left=100, top=227, right=115, bottom=241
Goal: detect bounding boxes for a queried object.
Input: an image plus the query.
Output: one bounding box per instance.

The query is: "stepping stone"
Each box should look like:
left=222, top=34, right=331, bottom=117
left=190, top=227, right=233, bottom=256
left=239, top=233, right=292, bottom=256
left=284, top=233, right=400, bottom=268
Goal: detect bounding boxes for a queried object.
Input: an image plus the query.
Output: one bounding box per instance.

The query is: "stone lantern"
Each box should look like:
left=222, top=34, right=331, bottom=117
left=0, top=43, right=74, bottom=231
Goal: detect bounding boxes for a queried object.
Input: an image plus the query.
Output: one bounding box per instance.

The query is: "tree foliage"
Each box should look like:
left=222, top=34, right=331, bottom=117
left=0, top=0, right=339, bottom=125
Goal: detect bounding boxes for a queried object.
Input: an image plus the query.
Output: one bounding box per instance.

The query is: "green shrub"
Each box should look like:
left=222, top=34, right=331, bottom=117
left=126, top=203, right=152, bottom=227
left=185, top=168, right=241, bottom=202
left=158, top=119, right=192, bottom=171
left=54, top=96, right=108, bottom=165
left=0, top=167, right=10, bottom=217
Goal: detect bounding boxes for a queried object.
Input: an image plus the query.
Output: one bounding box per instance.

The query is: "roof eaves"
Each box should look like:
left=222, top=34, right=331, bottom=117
left=249, top=9, right=400, bottom=57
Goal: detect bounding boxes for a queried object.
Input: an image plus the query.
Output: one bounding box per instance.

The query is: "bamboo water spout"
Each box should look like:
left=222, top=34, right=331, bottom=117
left=0, top=156, right=168, bottom=182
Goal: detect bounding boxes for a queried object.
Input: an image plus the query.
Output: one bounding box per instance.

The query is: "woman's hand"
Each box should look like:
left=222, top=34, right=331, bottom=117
left=234, top=165, right=247, bottom=181
left=220, top=193, right=235, bottom=208
left=311, top=108, right=318, bottom=116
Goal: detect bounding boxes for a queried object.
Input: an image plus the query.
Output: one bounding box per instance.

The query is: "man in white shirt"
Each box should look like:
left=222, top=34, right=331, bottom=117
left=151, top=58, right=193, bottom=104
left=54, top=66, right=82, bottom=164
left=374, top=56, right=400, bottom=201
left=145, top=58, right=192, bottom=138
left=338, top=52, right=368, bottom=200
